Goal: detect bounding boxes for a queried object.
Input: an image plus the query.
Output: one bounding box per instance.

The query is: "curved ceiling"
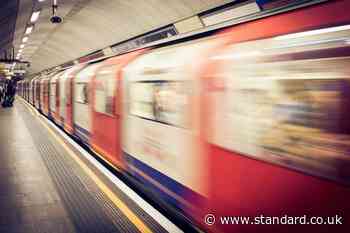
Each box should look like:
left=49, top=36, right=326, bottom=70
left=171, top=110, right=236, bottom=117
left=11, top=0, right=232, bottom=74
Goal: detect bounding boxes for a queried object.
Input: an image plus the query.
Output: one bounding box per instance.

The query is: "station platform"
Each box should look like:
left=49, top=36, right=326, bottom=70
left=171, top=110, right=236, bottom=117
left=0, top=99, right=182, bottom=233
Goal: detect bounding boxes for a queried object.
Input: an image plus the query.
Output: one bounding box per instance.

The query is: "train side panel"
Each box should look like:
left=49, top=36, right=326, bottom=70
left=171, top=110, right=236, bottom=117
left=202, top=1, right=350, bottom=232
left=121, top=41, right=223, bottom=219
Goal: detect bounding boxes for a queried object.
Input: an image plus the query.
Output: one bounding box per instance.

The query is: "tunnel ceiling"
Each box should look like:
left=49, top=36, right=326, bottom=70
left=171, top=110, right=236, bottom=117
left=9, top=0, right=234, bottom=74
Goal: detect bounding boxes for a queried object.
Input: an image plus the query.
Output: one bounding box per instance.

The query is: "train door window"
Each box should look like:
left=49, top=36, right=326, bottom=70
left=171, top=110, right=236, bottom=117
left=75, top=83, right=89, bottom=104
left=129, top=82, right=155, bottom=120
left=94, top=65, right=116, bottom=116
left=129, top=81, right=189, bottom=128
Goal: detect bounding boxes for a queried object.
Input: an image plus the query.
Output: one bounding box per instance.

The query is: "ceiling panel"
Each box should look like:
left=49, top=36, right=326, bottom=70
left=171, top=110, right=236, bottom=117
left=8, top=0, right=232, bottom=73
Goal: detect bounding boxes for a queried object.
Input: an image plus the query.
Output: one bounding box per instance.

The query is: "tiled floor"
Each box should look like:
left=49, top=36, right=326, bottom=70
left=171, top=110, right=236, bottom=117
left=0, top=105, right=76, bottom=233
left=0, top=101, right=174, bottom=233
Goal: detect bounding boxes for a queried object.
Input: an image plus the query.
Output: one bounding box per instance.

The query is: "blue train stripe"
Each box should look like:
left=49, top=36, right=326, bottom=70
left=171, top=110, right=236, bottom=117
left=123, top=152, right=205, bottom=210
left=74, top=124, right=90, bottom=145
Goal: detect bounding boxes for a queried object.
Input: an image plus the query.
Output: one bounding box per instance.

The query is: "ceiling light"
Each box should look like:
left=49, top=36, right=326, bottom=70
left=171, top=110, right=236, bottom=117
left=18, top=49, right=23, bottom=53
left=22, top=37, right=28, bottom=43
left=20, top=44, right=25, bottom=49
left=25, top=26, right=33, bottom=34
left=30, top=10, right=41, bottom=23
left=38, top=0, right=46, bottom=2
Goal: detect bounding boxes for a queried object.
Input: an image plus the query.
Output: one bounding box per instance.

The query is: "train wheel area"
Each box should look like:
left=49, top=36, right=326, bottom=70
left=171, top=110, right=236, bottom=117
left=0, top=98, right=183, bottom=233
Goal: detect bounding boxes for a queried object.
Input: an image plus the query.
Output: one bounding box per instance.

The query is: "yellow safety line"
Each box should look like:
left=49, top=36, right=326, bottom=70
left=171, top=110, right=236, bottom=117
left=21, top=99, right=154, bottom=233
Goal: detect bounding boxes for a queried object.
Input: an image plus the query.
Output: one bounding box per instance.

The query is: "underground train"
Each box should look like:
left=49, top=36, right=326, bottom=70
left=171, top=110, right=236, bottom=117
left=17, top=1, right=350, bottom=232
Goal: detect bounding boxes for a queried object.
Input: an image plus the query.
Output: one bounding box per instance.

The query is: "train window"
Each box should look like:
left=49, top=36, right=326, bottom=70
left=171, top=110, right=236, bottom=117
left=210, top=28, right=350, bottom=183
left=129, top=81, right=189, bottom=128
left=129, top=82, right=155, bottom=120
left=94, top=65, right=116, bottom=116
left=75, top=83, right=89, bottom=104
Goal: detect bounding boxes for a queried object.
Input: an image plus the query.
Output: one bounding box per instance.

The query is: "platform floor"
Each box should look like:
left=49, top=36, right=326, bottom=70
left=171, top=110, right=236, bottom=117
left=0, top=100, right=181, bottom=233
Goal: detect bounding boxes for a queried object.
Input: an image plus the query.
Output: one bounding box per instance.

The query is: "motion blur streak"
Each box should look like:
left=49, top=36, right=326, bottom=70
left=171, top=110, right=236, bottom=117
left=17, top=1, right=350, bottom=232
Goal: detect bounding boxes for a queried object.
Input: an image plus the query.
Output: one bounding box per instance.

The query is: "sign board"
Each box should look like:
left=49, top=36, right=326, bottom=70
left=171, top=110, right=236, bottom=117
left=111, top=25, right=178, bottom=54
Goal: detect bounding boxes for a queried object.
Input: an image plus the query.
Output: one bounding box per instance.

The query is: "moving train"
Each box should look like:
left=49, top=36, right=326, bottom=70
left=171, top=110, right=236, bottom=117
left=17, top=1, right=350, bottom=232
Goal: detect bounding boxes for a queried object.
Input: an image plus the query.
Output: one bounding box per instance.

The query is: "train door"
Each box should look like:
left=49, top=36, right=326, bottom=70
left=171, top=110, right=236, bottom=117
left=73, top=63, right=101, bottom=145
left=44, top=78, right=50, bottom=116
left=91, top=64, right=122, bottom=167
left=50, top=72, right=62, bottom=122
left=64, top=65, right=85, bottom=134
left=40, top=79, right=45, bottom=112
left=91, top=52, right=142, bottom=170
left=35, top=78, right=41, bottom=109
left=64, top=74, right=74, bottom=133
left=29, top=80, right=33, bottom=105
left=58, top=72, right=67, bottom=126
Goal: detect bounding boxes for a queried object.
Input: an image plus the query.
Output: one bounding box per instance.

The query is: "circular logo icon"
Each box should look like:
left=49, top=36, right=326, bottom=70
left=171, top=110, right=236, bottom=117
left=205, top=214, right=216, bottom=225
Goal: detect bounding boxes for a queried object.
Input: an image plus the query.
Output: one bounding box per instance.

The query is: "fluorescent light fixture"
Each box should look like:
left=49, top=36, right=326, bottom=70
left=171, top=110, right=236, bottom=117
left=18, top=49, right=23, bottom=53
left=22, top=37, right=28, bottom=43
left=274, top=24, right=350, bottom=40
left=38, top=0, right=46, bottom=2
left=20, top=44, right=25, bottom=49
left=30, top=10, right=41, bottom=23
left=25, top=26, right=33, bottom=34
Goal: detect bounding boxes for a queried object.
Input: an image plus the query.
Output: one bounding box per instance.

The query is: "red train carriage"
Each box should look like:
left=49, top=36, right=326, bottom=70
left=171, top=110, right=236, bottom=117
left=201, top=0, right=350, bottom=232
